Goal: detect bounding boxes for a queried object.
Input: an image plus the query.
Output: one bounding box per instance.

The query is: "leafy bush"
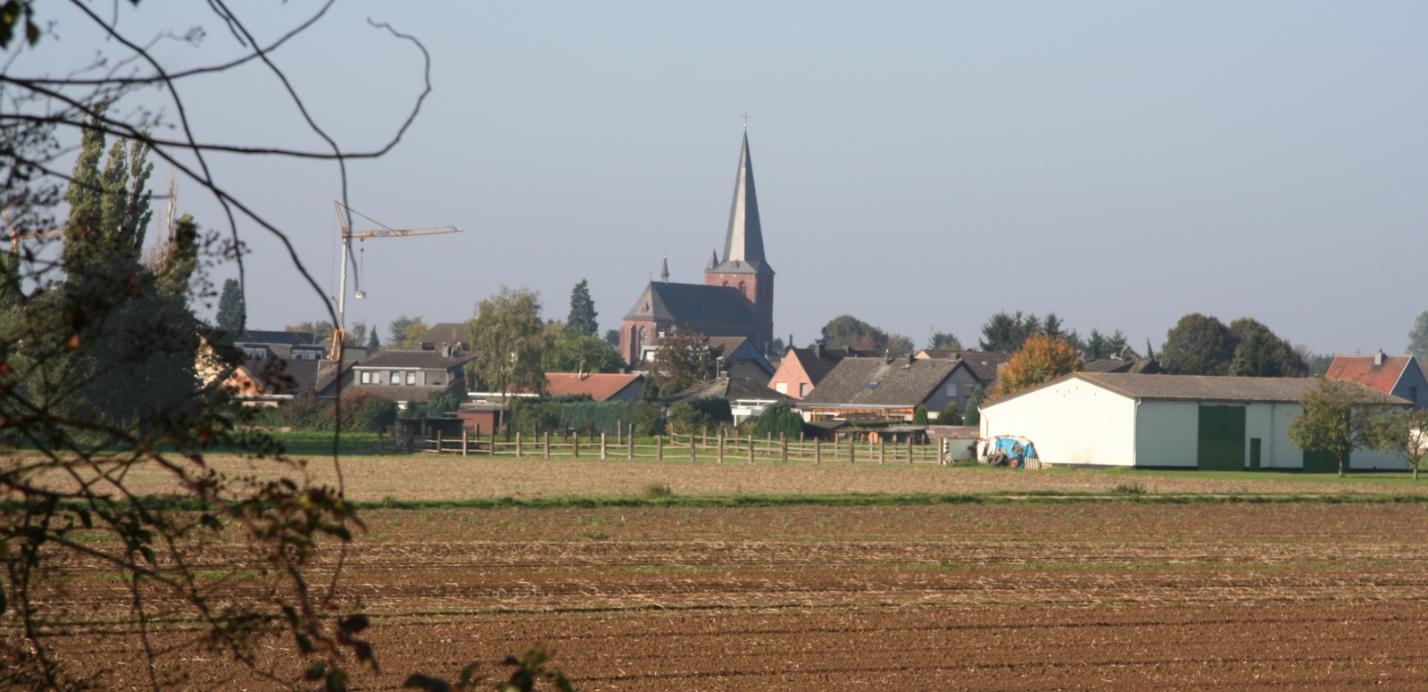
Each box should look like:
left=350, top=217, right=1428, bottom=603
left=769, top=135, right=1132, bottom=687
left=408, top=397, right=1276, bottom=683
left=667, top=397, right=732, bottom=435
left=355, top=396, right=397, bottom=432
left=753, top=403, right=804, bottom=439
left=509, top=398, right=666, bottom=436
left=938, top=401, right=962, bottom=425
left=912, top=403, right=929, bottom=425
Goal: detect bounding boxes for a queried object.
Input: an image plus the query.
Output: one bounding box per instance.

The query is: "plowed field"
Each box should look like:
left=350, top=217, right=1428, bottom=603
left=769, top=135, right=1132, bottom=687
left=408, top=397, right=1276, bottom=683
left=32, top=502, right=1428, bottom=689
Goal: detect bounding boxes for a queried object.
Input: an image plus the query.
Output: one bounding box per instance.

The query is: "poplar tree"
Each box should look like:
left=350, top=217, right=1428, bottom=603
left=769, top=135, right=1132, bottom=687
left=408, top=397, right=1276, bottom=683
left=215, top=278, right=247, bottom=333
left=567, top=278, right=598, bottom=335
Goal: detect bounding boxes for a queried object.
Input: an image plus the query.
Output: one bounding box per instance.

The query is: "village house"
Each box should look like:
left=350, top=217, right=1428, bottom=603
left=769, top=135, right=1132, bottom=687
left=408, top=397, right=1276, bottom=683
left=544, top=372, right=646, bottom=402
left=705, top=335, right=775, bottom=383
left=797, top=355, right=961, bottom=423
left=979, top=372, right=1407, bottom=470
left=197, top=329, right=354, bottom=406
left=351, top=344, right=469, bottom=409
left=1325, top=350, right=1428, bottom=409
left=768, top=344, right=856, bottom=400
left=419, top=322, right=470, bottom=353
left=913, top=349, right=1008, bottom=407
left=662, top=376, right=787, bottom=425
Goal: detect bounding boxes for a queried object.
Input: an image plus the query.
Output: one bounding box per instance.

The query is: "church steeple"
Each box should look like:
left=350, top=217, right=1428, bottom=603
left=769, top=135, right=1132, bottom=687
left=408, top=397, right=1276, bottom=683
left=660, top=256, right=670, bottom=282
left=712, top=131, right=773, bottom=275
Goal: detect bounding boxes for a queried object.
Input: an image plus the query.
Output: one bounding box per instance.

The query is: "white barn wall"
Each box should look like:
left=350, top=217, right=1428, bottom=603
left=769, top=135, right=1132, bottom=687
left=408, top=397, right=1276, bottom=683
left=981, top=378, right=1136, bottom=466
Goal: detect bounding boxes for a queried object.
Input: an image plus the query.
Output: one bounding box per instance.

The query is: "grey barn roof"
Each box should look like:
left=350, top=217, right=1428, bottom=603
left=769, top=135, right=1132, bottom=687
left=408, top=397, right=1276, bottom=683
left=800, top=357, right=959, bottom=407
left=1019, top=372, right=1409, bottom=405
left=623, top=281, right=759, bottom=325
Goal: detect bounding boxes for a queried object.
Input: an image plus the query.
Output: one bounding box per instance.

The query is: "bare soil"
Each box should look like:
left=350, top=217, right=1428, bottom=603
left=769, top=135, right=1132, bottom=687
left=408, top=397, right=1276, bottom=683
left=29, top=503, right=1428, bottom=689
left=55, top=453, right=1428, bottom=502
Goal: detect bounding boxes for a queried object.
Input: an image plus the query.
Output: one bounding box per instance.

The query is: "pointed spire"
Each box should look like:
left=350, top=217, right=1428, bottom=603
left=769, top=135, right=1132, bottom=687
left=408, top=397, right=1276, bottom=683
left=713, top=130, right=772, bottom=275
left=660, top=256, right=669, bottom=283
left=707, top=249, right=719, bottom=270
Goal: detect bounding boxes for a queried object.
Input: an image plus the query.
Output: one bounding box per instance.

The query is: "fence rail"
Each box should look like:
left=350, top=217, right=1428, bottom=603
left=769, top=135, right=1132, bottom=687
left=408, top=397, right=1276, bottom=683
left=419, top=429, right=946, bottom=465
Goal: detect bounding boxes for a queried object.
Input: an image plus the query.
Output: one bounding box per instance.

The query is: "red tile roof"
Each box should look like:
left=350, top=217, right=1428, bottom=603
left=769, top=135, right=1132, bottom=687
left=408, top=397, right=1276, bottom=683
left=544, top=373, right=642, bottom=401
left=1324, top=354, right=1414, bottom=395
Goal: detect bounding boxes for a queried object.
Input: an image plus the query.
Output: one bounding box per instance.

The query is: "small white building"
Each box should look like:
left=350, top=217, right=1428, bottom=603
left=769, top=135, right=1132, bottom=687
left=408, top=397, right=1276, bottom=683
left=980, top=372, right=1408, bottom=470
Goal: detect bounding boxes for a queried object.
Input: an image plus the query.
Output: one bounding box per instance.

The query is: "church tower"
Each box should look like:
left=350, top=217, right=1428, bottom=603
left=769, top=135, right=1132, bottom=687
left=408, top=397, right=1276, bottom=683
left=704, top=130, right=775, bottom=348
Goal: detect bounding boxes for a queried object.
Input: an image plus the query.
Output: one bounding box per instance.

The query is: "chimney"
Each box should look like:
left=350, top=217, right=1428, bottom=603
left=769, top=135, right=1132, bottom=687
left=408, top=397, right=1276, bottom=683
left=813, top=342, right=823, bottom=359
left=1375, top=349, right=1385, bottom=366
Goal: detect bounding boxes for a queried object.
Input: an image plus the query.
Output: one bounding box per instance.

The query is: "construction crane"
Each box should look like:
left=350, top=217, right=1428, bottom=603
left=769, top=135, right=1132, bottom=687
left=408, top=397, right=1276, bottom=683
left=331, top=200, right=461, bottom=353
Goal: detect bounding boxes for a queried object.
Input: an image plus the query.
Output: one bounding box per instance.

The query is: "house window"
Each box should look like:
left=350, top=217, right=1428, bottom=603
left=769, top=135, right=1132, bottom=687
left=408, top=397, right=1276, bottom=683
left=799, top=383, right=810, bottom=397
left=775, top=382, right=788, bottom=394
left=946, top=384, right=960, bottom=398
left=431, top=376, right=442, bottom=386
left=359, top=371, right=371, bottom=384
left=389, top=371, right=400, bottom=385
left=406, top=371, right=417, bottom=385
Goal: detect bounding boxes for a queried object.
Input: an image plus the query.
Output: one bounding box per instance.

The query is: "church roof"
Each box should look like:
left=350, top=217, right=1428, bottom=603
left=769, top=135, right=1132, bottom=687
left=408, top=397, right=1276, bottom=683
left=623, top=281, right=759, bottom=325
left=710, top=131, right=773, bottom=276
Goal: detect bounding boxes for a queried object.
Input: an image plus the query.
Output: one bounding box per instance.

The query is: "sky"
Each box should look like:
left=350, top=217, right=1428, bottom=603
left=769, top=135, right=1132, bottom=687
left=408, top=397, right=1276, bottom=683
left=17, top=1, right=1428, bottom=355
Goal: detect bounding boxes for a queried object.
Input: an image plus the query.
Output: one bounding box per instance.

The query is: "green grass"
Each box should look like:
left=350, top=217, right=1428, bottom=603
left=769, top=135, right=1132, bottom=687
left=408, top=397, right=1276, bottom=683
left=347, top=490, right=1428, bottom=512
left=1056, top=466, right=1424, bottom=484
left=213, top=430, right=389, bottom=456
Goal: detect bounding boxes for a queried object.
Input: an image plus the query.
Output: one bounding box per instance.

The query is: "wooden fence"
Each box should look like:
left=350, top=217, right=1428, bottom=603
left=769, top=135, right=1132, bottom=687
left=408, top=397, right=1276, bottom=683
left=421, top=428, right=946, bottom=465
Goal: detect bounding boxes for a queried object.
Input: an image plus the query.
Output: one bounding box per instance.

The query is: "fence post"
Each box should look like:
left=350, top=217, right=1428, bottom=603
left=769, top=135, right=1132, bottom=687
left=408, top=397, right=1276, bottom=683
left=702, top=425, right=708, bottom=449
left=879, top=438, right=886, bottom=465
left=627, top=424, right=634, bottom=460
left=907, top=435, right=913, bottom=464
left=780, top=432, right=788, bottom=463
left=747, top=434, right=754, bottom=464
left=848, top=437, right=855, bottom=465
left=543, top=432, right=550, bottom=459
left=600, top=433, right=607, bottom=460
left=815, top=437, right=821, bottom=465
left=689, top=431, right=696, bottom=463
left=515, top=431, right=522, bottom=458
left=616, top=420, right=622, bottom=445
left=657, top=433, right=664, bottom=462
left=573, top=430, right=580, bottom=459
left=717, top=430, right=725, bottom=464
left=461, top=429, right=468, bottom=457
left=435, top=430, right=443, bottom=454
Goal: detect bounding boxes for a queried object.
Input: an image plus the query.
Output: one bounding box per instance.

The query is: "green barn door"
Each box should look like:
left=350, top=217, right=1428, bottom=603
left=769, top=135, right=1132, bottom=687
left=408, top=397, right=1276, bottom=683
left=1249, top=438, right=1262, bottom=470
left=1197, top=405, right=1246, bottom=471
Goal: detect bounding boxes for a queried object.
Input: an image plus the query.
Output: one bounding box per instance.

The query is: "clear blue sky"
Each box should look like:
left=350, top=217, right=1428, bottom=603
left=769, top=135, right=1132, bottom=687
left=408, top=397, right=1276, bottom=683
left=22, top=1, right=1428, bottom=354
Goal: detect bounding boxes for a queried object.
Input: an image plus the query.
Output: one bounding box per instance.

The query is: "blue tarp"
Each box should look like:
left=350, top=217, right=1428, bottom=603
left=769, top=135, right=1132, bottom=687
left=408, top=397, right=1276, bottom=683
left=991, top=436, right=1037, bottom=468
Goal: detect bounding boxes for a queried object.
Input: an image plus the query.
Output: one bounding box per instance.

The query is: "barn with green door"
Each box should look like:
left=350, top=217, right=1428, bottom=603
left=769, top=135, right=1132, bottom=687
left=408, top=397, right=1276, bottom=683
left=980, top=372, right=1409, bottom=469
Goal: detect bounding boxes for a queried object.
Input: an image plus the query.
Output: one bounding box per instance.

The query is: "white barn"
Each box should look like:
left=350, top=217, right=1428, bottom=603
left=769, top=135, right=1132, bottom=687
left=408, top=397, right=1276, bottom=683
left=980, top=373, right=1408, bottom=470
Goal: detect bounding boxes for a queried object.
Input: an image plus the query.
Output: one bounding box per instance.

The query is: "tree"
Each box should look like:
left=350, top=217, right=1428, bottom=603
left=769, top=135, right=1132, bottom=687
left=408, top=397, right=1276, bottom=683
left=1160, top=313, right=1237, bottom=375
left=388, top=315, right=430, bottom=349
left=567, top=278, right=598, bottom=336
left=979, top=311, right=1042, bottom=352
left=542, top=322, right=626, bottom=373
left=927, top=331, right=962, bottom=351
left=366, top=329, right=381, bottom=352
left=1410, top=311, right=1428, bottom=362
left=912, top=403, right=929, bottom=425
left=1370, top=408, right=1428, bottom=480
left=963, top=386, right=985, bottom=426
left=469, top=287, right=548, bottom=408
left=1226, top=318, right=1307, bottom=377
left=603, top=328, right=621, bottom=347
left=938, top=401, right=963, bottom=425
left=820, top=314, right=907, bottom=353
left=766, top=335, right=787, bottom=358
left=1081, top=328, right=1132, bottom=360
left=649, top=323, right=718, bottom=393
left=0, top=4, right=444, bottom=687
left=753, top=402, right=805, bottom=439
left=668, top=396, right=732, bottom=434
left=996, top=334, right=1081, bottom=396
left=1288, top=379, right=1380, bottom=477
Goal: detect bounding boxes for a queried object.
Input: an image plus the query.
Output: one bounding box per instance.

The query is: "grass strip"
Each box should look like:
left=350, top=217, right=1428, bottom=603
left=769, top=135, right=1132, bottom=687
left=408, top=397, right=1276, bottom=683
left=351, top=491, right=1428, bottom=511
